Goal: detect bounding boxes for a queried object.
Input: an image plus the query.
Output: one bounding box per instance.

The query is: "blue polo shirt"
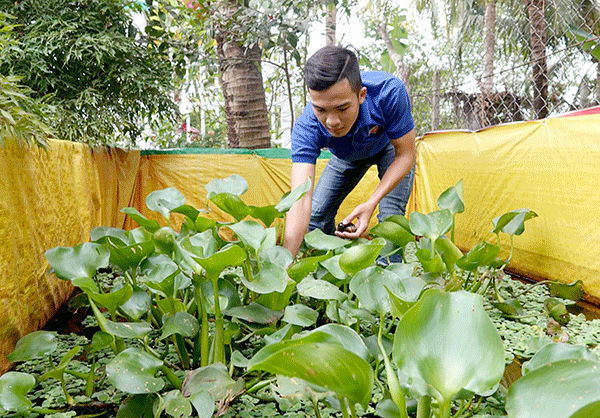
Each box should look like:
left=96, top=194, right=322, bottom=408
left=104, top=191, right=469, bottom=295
left=291, top=71, right=414, bottom=164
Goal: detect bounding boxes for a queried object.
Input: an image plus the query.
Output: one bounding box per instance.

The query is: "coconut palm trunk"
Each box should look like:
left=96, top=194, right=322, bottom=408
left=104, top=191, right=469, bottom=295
left=216, top=0, right=270, bottom=149
left=526, top=0, right=549, bottom=119
left=478, top=0, right=496, bottom=127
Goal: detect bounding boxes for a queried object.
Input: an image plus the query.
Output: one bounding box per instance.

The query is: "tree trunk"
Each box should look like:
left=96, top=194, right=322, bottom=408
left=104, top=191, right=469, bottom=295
left=377, top=23, right=411, bottom=100
left=216, top=0, right=270, bottom=149
left=478, top=0, right=496, bottom=127
left=526, top=0, right=548, bottom=119
left=325, top=1, right=336, bottom=45
left=432, top=69, right=440, bottom=130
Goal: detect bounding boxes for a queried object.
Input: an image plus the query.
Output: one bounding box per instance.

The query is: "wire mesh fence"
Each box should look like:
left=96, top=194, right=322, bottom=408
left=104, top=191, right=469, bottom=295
left=408, top=0, right=600, bottom=134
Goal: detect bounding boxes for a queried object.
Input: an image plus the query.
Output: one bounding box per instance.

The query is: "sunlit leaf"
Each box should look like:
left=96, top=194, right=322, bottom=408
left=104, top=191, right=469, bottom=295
left=7, top=331, right=57, bottom=362
left=160, top=312, right=200, bottom=339
left=45, top=242, right=110, bottom=281
left=106, top=348, right=164, bottom=394
left=506, top=358, right=600, bottom=418
left=275, top=177, right=311, bottom=212
left=282, top=304, right=318, bottom=327
left=0, top=372, right=35, bottom=413
left=304, top=228, right=350, bottom=251
left=437, top=179, right=464, bottom=214
left=491, top=208, right=538, bottom=236
left=146, top=187, right=185, bottom=220
left=339, top=238, right=386, bottom=276
left=248, top=332, right=374, bottom=409
left=393, top=289, right=504, bottom=403
left=120, top=207, right=160, bottom=233
left=296, top=277, right=347, bottom=301
left=205, top=174, right=248, bottom=198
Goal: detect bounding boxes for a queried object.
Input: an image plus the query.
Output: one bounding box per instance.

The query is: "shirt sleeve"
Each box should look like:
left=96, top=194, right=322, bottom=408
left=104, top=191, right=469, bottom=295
left=382, top=78, right=415, bottom=140
left=290, top=105, right=323, bottom=164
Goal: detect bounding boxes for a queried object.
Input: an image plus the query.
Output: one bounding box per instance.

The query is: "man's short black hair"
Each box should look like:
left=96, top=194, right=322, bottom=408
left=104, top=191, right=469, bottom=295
left=305, top=45, right=362, bottom=93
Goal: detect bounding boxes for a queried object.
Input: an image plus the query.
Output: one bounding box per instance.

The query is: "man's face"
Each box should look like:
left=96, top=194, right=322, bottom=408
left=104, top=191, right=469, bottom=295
left=309, top=79, right=367, bottom=138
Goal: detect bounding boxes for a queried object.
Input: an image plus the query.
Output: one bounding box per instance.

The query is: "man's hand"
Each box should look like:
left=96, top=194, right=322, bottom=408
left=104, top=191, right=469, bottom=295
left=334, top=200, right=377, bottom=239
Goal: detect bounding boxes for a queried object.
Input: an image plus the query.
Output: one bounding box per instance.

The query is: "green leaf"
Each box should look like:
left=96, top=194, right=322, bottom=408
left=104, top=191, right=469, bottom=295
left=120, top=207, right=161, bottom=233
left=521, top=343, right=598, bottom=375
left=106, top=348, right=164, bottom=394
left=415, top=247, right=445, bottom=274
left=210, top=193, right=249, bottom=222
left=409, top=209, right=453, bottom=241
left=282, top=304, right=319, bottom=327
left=304, top=324, right=370, bottom=361
left=170, top=204, right=200, bottom=222
left=434, top=236, right=463, bottom=272
left=493, top=298, right=525, bottom=317
left=296, top=277, right=347, bottom=301
left=506, top=358, right=600, bottom=418
left=45, top=242, right=110, bottom=281
left=160, top=312, right=200, bottom=339
left=248, top=333, right=374, bottom=409
left=491, top=208, right=538, bottom=236
left=86, top=284, right=133, bottom=319
left=91, top=226, right=128, bottom=244
left=187, top=391, right=214, bottom=418
left=287, top=252, right=333, bottom=282
left=548, top=280, right=584, bottom=301
left=225, top=302, right=283, bottom=324
left=142, top=260, right=179, bottom=298
left=275, top=177, right=311, bottom=213
left=120, top=288, right=152, bottom=321
left=116, top=394, right=157, bottom=418
left=349, top=266, right=407, bottom=316
left=568, top=401, right=600, bottom=418
left=86, top=331, right=114, bottom=354
left=456, top=242, right=500, bottom=271
left=7, top=331, right=57, bottom=362
left=238, top=260, right=289, bottom=294
left=437, top=179, right=464, bottom=214
left=194, top=244, right=247, bottom=279
left=393, top=289, right=504, bottom=403
left=339, top=238, right=386, bottom=276
left=228, top=220, right=266, bottom=251
left=255, top=278, right=296, bottom=311
left=195, top=216, right=216, bottom=232
left=369, top=221, right=415, bottom=247
left=146, top=187, right=185, bottom=221
left=182, top=364, right=244, bottom=417
left=319, top=254, right=350, bottom=281
left=304, top=228, right=350, bottom=251
left=0, top=372, right=35, bottom=413
left=107, top=240, right=155, bottom=271
left=103, top=320, right=153, bottom=339
left=248, top=204, right=283, bottom=228
left=205, top=174, right=248, bottom=198
left=155, top=390, right=192, bottom=418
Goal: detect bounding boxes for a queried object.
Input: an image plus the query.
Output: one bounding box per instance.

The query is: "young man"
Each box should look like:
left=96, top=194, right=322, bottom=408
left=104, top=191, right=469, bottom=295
left=283, top=45, right=416, bottom=259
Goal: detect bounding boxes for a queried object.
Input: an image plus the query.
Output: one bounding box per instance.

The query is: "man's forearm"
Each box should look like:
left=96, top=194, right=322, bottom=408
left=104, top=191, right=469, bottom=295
left=283, top=197, right=312, bottom=258
left=367, top=152, right=415, bottom=208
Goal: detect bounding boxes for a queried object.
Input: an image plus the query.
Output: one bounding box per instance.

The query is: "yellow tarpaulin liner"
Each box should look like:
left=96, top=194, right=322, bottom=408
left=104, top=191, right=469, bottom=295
left=0, top=140, right=140, bottom=374
left=1, top=111, right=600, bottom=373
left=413, top=113, right=600, bottom=303
left=129, top=150, right=380, bottom=231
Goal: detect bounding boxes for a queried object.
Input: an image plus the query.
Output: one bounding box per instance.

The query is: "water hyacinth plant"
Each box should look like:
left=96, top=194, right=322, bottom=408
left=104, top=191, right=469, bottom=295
left=1, top=176, right=598, bottom=418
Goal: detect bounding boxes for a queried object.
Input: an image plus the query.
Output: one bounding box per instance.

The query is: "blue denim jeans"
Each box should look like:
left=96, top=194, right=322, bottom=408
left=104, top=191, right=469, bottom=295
left=308, top=143, right=415, bottom=263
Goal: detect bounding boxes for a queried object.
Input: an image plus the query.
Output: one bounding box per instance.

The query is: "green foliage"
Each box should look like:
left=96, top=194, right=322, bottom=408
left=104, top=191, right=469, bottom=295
left=0, top=12, right=54, bottom=149
left=0, top=0, right=177, bottom=146
left=5, top=176, right=600, bottom=418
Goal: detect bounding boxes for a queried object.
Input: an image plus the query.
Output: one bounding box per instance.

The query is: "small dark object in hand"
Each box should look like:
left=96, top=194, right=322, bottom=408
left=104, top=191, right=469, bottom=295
left=337, top=222, right=357, bottom=233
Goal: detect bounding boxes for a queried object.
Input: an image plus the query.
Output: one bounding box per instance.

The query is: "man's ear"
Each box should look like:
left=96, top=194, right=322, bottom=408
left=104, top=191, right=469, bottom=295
left=358, top=87, right=367, bottom=104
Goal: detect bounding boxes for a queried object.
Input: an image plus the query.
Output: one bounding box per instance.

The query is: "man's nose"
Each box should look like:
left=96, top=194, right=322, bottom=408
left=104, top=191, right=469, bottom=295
left=326, top=113, right=340, bottom=127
